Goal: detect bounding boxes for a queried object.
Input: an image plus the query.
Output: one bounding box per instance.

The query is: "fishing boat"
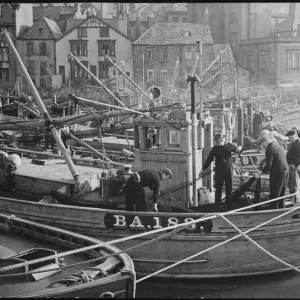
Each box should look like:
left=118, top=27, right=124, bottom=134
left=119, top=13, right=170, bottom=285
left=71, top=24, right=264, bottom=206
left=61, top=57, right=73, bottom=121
left=1, top=29, right=299, bottom=280
left=0, top=213, right=136, bottom=298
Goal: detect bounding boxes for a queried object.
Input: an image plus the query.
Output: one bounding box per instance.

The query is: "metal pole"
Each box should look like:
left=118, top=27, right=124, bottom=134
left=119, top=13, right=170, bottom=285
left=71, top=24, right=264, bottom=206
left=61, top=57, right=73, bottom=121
left=199, top=41, right=203, bottom=150
left=2, top=30, right=79, bottom=179
left=142, top=53, right=145, bottom=92
left=105, top=55, right=153, bottom=102
left=68, top=53, right=126, bottom=108
left=187, top=75, right=199, bottom=207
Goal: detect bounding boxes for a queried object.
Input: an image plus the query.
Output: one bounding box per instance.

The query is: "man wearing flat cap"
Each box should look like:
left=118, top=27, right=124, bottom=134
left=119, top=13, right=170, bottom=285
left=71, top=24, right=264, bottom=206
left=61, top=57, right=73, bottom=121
left=199, top=134, right=242, bottom=207
left=253, top=109, right=263, bottom=139
left=123, top=167, right=172, bottom=212
left=286, top=129, right=300, bottom=204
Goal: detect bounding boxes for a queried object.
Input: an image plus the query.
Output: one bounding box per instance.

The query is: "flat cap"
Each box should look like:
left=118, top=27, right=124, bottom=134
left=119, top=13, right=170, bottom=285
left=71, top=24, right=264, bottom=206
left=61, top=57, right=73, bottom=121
left=162, top=167, right=173, bottom=178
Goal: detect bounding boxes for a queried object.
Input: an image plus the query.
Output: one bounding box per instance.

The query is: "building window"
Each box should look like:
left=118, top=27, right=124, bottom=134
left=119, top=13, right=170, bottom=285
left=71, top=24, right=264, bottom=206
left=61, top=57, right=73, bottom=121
left=172, top=16, right=179, bottom=22
left=98, top=40, right=116, bottom=56
left=39, top=42, right=47, bottom=55
left=147, top=48, right=152, bottom=60
left=229, top=12, right=238, bottom=24
left=288, top=51, right=300, bottom=70
left=229, top=32, right=238, bottom=47
left=40, top=78, right=46, bottom=88
left=161, top=70, right=168, bottom=81
left=147, top=70, right=154, bottom=82
left=185, top=67, right=192, bottom=79
left=244, top=54, right=253, bottom=71
left=40, top=62, right=47, bottom=75
left=78, top=27, right=87, bottom=38
left=0, top=70, right=9, bottom=81
left=182, top=17, right=187, bottom=23
left=98, top=61, right=109, bottom=78
left=90, top=65, right=97, bottom=77
left=0, top=44, right=9, bottom=64
left=27, top=61, right=35, bottom=75
left=259, top=52, right=269, bottom=71
left=99, top=27, right=109, bottom=37
left=195, top=67, right=200, bottom=77
left=185, top=45, right=193, bottom=59
left=162, top=47, right=168, bottom=60
left=27, top=42, right=34, bottom=55
left=70, top=42, right=88, bottom=56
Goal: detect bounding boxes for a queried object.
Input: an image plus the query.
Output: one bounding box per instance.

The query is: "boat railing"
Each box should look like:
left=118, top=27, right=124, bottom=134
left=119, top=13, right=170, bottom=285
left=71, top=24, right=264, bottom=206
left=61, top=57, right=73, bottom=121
left=1, top=189, right=300, bottom=282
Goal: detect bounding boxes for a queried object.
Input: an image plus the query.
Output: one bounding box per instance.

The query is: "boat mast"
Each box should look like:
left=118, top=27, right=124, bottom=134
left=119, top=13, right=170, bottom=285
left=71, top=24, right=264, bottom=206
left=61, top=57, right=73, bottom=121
left=68, top=53, right=126, bottom=108
left=187, top=74, right=200, bottom=207
left=1, top=30, right=79, bottom=179
left=105, top=55, right=153, bottom=103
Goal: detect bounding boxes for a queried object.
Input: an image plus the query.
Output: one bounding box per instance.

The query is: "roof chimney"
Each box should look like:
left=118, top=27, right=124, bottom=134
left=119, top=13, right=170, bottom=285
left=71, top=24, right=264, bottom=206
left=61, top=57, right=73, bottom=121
left=203, top=6, right=209, bottom=25
left=162, top=3, right=167, bottom=20
left=135, top=11, right=141, bottom=40
left=289, top=3, right=296, bottom=19
left=147, top=11, right=154, bottom=28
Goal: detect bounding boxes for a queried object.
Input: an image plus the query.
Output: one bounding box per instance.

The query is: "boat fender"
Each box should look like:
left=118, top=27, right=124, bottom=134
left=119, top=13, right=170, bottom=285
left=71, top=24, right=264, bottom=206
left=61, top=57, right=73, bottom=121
left=225, top=111, right=235, bottom=130
left=99, top=291, right=115, bottom=298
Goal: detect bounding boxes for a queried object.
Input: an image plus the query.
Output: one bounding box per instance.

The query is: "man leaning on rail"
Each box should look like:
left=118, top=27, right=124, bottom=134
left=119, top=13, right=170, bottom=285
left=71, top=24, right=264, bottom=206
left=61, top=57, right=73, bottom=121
left=123, top=168, right=173, bottom=212
left=254, top=135, right=289, bottom=209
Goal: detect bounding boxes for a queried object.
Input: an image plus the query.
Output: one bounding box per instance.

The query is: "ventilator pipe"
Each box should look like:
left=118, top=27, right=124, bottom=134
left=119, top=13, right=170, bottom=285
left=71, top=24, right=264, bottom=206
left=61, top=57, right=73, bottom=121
left=237, top=107, right=244, bottom=147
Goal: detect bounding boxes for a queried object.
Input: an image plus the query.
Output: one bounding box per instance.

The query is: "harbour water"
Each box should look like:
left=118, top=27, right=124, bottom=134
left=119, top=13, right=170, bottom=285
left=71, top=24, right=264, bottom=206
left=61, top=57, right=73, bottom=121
left=136, top=271, right=300, bottom=298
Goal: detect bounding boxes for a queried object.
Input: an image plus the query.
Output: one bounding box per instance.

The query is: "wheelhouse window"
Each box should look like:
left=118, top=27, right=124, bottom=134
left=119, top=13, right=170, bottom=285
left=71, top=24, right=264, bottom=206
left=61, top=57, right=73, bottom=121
left=166, top=129, right=181, bottom=149
left=70, top=41, right=88, bottom=56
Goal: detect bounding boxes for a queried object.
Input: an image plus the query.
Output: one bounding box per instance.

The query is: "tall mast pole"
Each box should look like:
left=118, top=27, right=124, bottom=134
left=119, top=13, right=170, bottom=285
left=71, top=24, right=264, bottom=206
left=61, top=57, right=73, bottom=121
left=68, top=53, right=126, bottom=108
left=198, top=40, right=203, bottom=150
left=142, top=53, right=145, bottom=92
left=187, top=74, right=199, bottom=207
left=105, top=55, right=153, bottom=102
left=1, top=30, right=79, bottom=179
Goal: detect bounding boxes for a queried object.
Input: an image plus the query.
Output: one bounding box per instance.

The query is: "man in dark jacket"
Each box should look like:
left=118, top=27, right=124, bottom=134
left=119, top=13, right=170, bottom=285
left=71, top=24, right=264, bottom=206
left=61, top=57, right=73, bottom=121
left=286, top=129, right=300, bottom=204
left=124, top=168, right=173, bottom=212
left=253, top=109, right=263, bottom=139
left=199, top=134, right=242, bottom=206
left=243, top=108, right=250, bottom=136
left=254, top=135, right=289, bottom=209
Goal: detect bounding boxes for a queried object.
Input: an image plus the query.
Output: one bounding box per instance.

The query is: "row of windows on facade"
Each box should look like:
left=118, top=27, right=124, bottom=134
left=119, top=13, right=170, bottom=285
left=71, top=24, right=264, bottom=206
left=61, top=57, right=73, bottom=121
left=145, top=45, right=200, bottom=60
left=146, top=67, right=200, bottom=82
left=25, top=40, right=116, bottom=57
left=244, top=51, right=300, bottom=71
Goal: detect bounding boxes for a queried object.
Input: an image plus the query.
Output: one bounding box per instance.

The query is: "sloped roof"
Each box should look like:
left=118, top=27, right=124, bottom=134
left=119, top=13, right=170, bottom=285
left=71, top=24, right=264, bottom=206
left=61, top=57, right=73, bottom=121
left=33, top=6, right=76, bottom=21
left=57, top=15, right=131, bottom=41
left=273, top=16, right=295, bottom=32
left=172, top=3, right=187, bottom=12
left=213, top=44, right=235, bottom=64
left=133, top=22, right=213, bottom=45
left=56, top=20, right=67, bottom=33
left=128, top=5, right=164, bottom=22
left=44, top=17, right=62, bottom=39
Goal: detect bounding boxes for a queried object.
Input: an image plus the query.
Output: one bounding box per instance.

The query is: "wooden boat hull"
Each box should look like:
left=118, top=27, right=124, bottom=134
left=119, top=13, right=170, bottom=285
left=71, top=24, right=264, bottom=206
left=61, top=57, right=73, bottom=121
left=0, top=197, right=299, bottom=279
left=0, top=213, right=136, bottom=298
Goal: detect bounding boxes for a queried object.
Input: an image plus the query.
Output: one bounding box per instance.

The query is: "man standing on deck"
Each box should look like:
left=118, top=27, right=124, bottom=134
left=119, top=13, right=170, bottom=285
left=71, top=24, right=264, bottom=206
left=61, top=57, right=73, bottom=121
left=199, top=134, right=242, bottom=207
left=285, top=130, right=300, bottom=204
left=254, top=135, right=289, bottom=209
left=123, top=168, right=173, bottom=212
left=253, top=109, right=263, bottom=139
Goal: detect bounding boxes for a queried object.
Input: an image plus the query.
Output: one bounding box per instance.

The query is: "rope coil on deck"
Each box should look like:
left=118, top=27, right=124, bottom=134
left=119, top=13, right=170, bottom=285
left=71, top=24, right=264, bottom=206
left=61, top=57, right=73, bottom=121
left=1, top=190, right=300, bottom=278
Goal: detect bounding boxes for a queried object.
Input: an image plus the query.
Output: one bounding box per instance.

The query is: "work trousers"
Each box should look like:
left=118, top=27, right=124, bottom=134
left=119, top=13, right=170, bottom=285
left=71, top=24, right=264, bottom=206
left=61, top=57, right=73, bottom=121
left=269, top=169, right=289, bottom=209
left=244, top=124, right=249, bottom=136
left=288, top=165, right=300, bottom=205
left=252, top=124, right=261, bottom=139
left=124, top=176, right=148, bottom=212
left=215, top=167, right=233, bottom=206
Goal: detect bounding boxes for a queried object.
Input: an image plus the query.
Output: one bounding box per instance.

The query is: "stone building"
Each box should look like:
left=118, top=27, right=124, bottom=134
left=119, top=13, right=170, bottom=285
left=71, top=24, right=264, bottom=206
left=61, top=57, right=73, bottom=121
left=0, top=4, right=33, bottom=91
left=132, top=22, right=214, bottom=90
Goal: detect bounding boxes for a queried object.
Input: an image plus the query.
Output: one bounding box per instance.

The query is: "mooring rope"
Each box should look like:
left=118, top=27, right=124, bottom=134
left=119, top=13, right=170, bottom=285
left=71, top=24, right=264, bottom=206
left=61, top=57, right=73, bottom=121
left=1, top=189, right=299, bottom=276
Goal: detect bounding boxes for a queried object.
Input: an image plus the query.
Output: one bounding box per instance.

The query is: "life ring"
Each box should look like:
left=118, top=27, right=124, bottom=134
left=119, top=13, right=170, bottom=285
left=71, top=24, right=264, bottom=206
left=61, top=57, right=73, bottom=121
left=99, top=291, right=115, bottom=298
left=225, top=111, right=235, bottom=130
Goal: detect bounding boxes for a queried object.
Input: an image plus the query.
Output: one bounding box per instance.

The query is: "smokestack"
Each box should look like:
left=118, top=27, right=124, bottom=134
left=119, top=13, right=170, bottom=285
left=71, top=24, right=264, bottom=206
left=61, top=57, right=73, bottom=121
left=135, top=11, right=141, bottom=40
left=289, top=3, right=296, bottom=19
